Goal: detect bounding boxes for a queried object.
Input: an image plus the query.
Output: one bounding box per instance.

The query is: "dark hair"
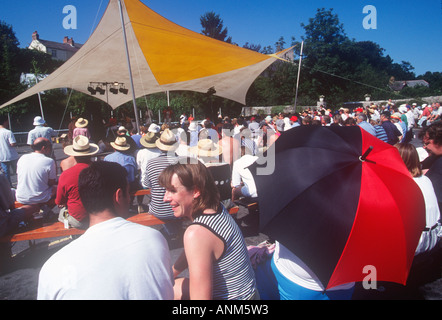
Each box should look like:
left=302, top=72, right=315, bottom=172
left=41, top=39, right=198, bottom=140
left=381, top=111, right=391, bottom=119
left=78, top=161, right=128, bottom=214
left=419, top=121, right=442, bottom=146
left=0, top=114, right=8, bottom=124
left=158, top=158, right=220, bottom=219
left=31, top=138, right=51, bottom=151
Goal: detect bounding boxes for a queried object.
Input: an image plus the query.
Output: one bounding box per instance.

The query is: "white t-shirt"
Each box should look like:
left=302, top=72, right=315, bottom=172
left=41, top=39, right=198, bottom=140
left=0, top=128, right=19, bottom=162
left=413, top=175, right=441, bottom=255
left=16, top=152, right=56, bottom=204
left=37, top=217, right=174, bottom=300
left=136, top=147, right=162, bottom=188
left=231, top=155, right=258, bottom=198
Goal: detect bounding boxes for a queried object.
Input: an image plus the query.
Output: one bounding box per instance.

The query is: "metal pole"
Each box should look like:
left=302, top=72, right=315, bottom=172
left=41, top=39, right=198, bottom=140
left=117, top=0, right=141, bottom=133
left=294, top=41, right=304, bottom=110
left=7, top=113, right=12, bottom=131
left=34, top=75, right=45, bottom=120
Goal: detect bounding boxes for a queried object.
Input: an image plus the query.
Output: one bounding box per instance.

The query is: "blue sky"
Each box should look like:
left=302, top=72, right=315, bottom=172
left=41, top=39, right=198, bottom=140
left=1, top=0, right=441, bottom=76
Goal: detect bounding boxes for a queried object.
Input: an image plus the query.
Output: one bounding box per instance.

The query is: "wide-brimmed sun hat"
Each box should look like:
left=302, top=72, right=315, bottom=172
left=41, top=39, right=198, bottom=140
left=148, top=123, right=160, bottom=133
left=75, top=117, right=88, bottom=128
left=33, top=116, right=45, bottom=126
left=64, top=135, right=99, bottom=157
left=155, top=129, right=178, bottom=151
left=140, top=132, right=158, bottom=148
left=110, top=136, right=130, bottom=151
left=189, top=139, right=222, bottom=158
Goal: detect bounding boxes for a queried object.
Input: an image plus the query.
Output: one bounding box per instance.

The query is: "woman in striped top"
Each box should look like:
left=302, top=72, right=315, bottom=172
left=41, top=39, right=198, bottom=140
left=159, top=159, right=257, bottom=300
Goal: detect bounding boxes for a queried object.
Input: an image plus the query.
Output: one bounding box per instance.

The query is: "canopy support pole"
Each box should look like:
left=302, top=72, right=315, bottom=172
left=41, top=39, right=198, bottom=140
left=118, top=0, right=141, bottom=133
left=34, top=75, right=45, bottom=120
left=294, top=41, right=303, bottom=111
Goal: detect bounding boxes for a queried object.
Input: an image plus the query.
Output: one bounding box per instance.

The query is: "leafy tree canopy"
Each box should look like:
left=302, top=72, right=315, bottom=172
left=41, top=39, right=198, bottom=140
left=200, top=11, right=232, bottom=43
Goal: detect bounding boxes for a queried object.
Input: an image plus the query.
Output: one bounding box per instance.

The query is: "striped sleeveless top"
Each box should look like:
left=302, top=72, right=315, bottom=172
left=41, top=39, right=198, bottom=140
left=192, top=205, right=257, bottom=300
left=144, top=153, right=177, bottom=219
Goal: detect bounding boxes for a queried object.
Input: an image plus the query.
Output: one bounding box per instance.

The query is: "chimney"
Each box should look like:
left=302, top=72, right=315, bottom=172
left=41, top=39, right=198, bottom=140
left=32, top=31, right=39, bottom=41
left=63, top=36, right=69, bottom=44
left=68, top=38, right=74, bottom=46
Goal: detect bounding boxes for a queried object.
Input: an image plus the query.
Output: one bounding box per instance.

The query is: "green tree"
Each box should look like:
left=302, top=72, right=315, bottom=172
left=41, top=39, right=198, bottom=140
left=275, top=36, right=285, bottom=52
left=0, top=20, right=63, bottom=126
left=200, top=11, right=232, bottom=43
left=0, top=21, right=23, bottom=107
left=418, top=72, right=442, bottom=95
left=293, top=8, right=423, bottom=107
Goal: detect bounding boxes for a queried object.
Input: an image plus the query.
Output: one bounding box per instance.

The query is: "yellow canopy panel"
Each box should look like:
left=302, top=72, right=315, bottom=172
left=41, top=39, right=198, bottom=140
left=125, top=0, right=271, bottom=85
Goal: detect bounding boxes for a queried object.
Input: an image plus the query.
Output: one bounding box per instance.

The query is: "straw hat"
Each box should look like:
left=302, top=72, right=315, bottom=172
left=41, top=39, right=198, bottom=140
left=155, top=129, right=178, bottom=151
left=64, top=135, right=99, bottom=157
left=75, top=117, right=88, bottom=128
left=110, top=136, right=130, bottom=151
left=140, top=132, right=158, bottom=148
left=189, top=139, right=222, bottom=157
left=33, top=116, right=45, bottom=126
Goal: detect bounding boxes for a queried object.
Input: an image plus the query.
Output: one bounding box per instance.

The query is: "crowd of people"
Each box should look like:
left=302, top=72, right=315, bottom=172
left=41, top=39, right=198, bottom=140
left=0, top=99, right=441, bottom=300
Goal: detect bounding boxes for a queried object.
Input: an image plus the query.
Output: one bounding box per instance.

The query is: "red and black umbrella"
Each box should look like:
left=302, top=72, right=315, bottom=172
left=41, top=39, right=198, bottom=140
left=251, top=125, right=425, bottom=290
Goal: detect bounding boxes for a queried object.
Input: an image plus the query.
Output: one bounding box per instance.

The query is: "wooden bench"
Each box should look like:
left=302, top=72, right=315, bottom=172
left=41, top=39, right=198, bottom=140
left=0, top=213, right=165, bottom=243
left=132, top=189, right=151, bottom=197
left=5, top=186, right=238, bottom=244
left=14, top=198, right=56, bottom=209
left=234, top=198, right=259, bottom=212
left=0, top=206, right=240, bottom=244
left=13, top=190, right=151, bottom=209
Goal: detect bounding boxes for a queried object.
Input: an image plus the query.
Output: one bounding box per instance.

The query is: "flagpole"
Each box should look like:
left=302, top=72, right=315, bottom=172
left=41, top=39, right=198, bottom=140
left=117, top=0, right=141, bottom=133
left=294, top=41, right=303, bottom=111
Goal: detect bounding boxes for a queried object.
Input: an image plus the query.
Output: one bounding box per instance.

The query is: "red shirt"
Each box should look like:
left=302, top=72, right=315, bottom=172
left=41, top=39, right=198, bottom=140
left=56, top=163, right=89, bottom=221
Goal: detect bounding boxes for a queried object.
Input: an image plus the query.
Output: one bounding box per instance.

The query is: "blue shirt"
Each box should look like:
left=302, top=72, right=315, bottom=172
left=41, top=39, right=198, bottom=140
left=131, top=134, right=142, bottom=148
left=27, top=125, right=56, bottom=145
left=358, top=121, right=376, bottom=137
left=104, top=151, right=137, bottom=183
left=373, top=125, right=388, bottom=143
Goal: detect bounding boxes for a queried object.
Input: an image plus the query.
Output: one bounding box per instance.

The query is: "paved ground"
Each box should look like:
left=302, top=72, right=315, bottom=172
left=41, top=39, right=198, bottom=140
left=0, top=129, right=440, bottom=300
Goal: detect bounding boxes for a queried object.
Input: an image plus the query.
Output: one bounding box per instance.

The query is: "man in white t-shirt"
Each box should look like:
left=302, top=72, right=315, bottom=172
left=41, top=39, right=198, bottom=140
left=37, top=161, right=174, bottom=300
left=16, top=138, right=57, bottom=205
left=0, top=115, right=19, bottom=187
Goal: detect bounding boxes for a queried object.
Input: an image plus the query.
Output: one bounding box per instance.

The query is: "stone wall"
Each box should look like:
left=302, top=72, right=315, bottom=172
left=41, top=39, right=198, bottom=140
left=241, top=95, right=442, bottom=116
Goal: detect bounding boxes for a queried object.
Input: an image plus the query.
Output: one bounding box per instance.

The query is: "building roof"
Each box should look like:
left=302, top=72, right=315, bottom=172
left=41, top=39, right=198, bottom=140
left=29, top=31, right=83, bottom=54
left=389, top=80, right=429, bottom=91
left=37, top=39, right=83, bottom=52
